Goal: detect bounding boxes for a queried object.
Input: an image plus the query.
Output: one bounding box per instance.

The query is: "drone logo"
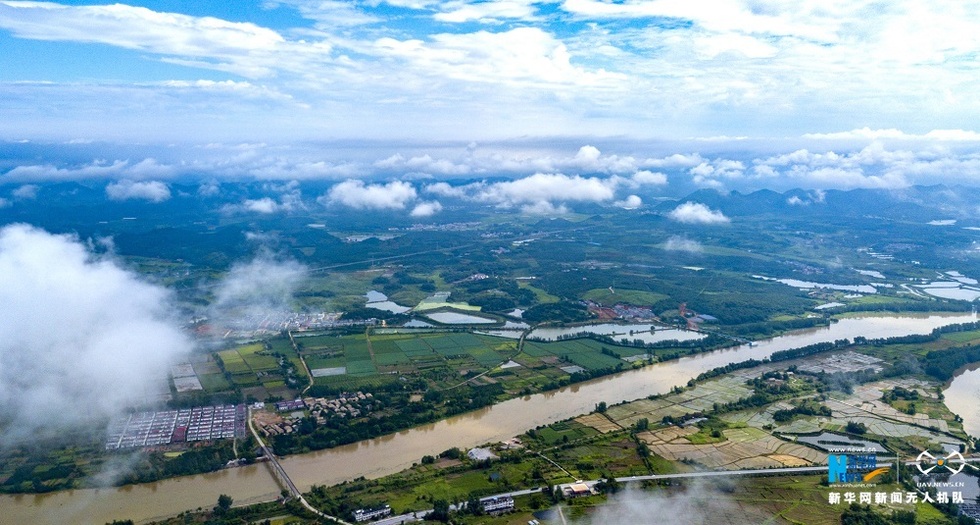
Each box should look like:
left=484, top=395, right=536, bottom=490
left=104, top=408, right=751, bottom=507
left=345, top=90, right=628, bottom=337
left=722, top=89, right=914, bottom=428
left=916, top=450, right=966, bottom=475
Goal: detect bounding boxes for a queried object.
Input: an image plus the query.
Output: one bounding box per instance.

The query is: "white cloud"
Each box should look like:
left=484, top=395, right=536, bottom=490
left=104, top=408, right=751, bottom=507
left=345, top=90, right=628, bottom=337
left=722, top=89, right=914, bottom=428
left=663, top=236, right=703, bottom=253
left=569, top=483, right=740, bottom=525
left=11, top=184, right=38, bottom=199
left=243, top=197, right=280, bottom=213
left=476, top=172, right=618, bottom=207
left=209, top=255, right=307, bottom=327
left=410, top=200, right=443, bottom=217
left=434, top=0, right=539, bottom=23
left=264, top=0, right=379, bottom=27
left=0, top=1, right=287, bottom=78
left=105, top=179, right=171, bottom=202
left=377, top=154, right=472, bottom=176
left=0, top=197, right=9, bottom=208
left=668, top=202, right=730, bottom=224
left=322, top=180, right=418, bottom=210
left=425, top=181, right=472, bottom=198
left=0, top=224, right=192, bottom=445
left=222, top=184, right=304, bottom=214
left=197, top=180, right=220, bottom=197
left=3, top=158, right=177, bottom=182
left=521, top=200, right=569, bottom=215
left=632, top=170, right=668, bottom=185
left=804, top=128, right=980, bottom=141
left=615, top=195, right=642, bottom=208
left=374, top=27, right=623, bottom=89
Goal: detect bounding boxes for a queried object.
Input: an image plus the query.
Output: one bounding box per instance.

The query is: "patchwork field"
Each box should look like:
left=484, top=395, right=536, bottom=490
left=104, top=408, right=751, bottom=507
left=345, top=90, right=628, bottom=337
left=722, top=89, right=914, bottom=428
left=637, top=426, right=825, bottom=469
left=302, top=329, right=668, bottom=393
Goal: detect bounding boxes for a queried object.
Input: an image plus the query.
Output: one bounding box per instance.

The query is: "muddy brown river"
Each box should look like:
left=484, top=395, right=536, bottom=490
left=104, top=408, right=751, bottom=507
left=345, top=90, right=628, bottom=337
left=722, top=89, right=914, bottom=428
left=2, top=313, right=974, bottom=524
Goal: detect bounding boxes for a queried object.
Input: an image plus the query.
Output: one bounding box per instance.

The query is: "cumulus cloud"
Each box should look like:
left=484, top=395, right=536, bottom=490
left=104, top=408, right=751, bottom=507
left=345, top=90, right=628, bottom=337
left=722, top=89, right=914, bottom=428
left=0, top=224, right=192, bottom=446
left=322, top=180, right=418, bottom=210
left=105, top=179, right=172, bottom=202
left=476, top=172, right=617, bottom=208
left=425, top=181, right=471, bottom=198
left=663, top=236, right=703, bottom=253
left=668, top=202, right=730, bottom=224
left=242, top=197, right=281, bottom=213
left=376, top=154, right=471, bottom=176
left=208, top=255, right=308, bottom=328
left=410, top=200, right=443, bottom=217
left=615, top=195, right=642, bottom=209
left=632, top=170, right=668, bottom=185
left=222, top=183, right=304, bottom=214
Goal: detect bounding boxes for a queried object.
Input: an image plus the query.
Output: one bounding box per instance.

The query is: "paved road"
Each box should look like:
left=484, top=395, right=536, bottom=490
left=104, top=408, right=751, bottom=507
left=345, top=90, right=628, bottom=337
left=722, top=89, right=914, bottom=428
left=366, top=455, right=980, bottom=523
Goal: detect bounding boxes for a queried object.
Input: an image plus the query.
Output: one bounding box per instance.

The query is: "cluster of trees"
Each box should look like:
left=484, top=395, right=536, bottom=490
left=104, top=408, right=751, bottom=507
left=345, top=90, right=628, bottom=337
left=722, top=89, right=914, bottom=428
left=841, top=299, right=973, bottom=315
left=923, top=344, right=980, bottom=382
left=773, top=399, right=832, bottom=423
left=770, top=340, right=850, bottom=362
left=523, top=301, right=591, bottom=323
left=725, top=316, right=829, bottom=338
left=117, top=440, right=245, bottom=485
left=883, top=386, right=919, bottom=402
left=272, top=383, right=505, bottom=455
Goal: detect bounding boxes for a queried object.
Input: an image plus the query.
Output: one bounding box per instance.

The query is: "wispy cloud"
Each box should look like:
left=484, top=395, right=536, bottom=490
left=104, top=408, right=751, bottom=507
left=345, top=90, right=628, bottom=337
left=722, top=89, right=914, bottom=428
left=208, top=254, right=308, bottom=326
left=663, top=235, right=703, bottom=252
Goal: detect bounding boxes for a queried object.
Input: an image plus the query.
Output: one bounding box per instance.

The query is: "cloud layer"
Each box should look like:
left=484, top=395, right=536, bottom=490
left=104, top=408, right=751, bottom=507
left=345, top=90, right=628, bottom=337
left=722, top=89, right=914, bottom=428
left=2, top=2, right=980, bottom=141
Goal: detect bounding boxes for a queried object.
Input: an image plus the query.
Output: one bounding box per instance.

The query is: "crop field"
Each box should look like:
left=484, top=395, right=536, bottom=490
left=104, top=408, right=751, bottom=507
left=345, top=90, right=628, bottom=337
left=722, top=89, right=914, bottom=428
left=603, top=375, right=754, bottom=429
left=522, top=339, right=624, bottom=371
left=302, top=330, right=664, bottom=393
left=939, top=329, right=980, bottom=343
left=217, top=349, right=249, bottom=374
left=238, top=343, right=279, bottom=372
left=637, top=425, right=824, bottom=469
left=210, top=339, right=305, bottom=392
left=197, top=373, right=231, bottom=392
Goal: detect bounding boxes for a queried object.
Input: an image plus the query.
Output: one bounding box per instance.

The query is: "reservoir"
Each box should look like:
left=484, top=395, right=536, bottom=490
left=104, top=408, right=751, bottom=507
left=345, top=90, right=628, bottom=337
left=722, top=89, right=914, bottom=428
left=3, top=313, right=975, bottom=524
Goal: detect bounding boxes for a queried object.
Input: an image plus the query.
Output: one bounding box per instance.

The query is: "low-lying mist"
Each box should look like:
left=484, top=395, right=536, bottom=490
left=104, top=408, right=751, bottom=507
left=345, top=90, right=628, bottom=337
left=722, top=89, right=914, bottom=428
left=0, top=224, right=193, bottom=448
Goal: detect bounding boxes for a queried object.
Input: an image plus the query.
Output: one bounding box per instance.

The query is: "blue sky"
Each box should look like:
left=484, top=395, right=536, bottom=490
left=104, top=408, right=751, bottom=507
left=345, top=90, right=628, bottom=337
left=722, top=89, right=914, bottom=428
left=2, top=1, right=980, bottom=198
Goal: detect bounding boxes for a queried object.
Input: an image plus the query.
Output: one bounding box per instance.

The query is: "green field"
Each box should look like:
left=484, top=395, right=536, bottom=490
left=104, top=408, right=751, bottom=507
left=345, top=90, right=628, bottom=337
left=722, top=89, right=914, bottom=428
left=238, top=343, right=280, bottom=371
left=217, top=349, right=249, bottom=374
